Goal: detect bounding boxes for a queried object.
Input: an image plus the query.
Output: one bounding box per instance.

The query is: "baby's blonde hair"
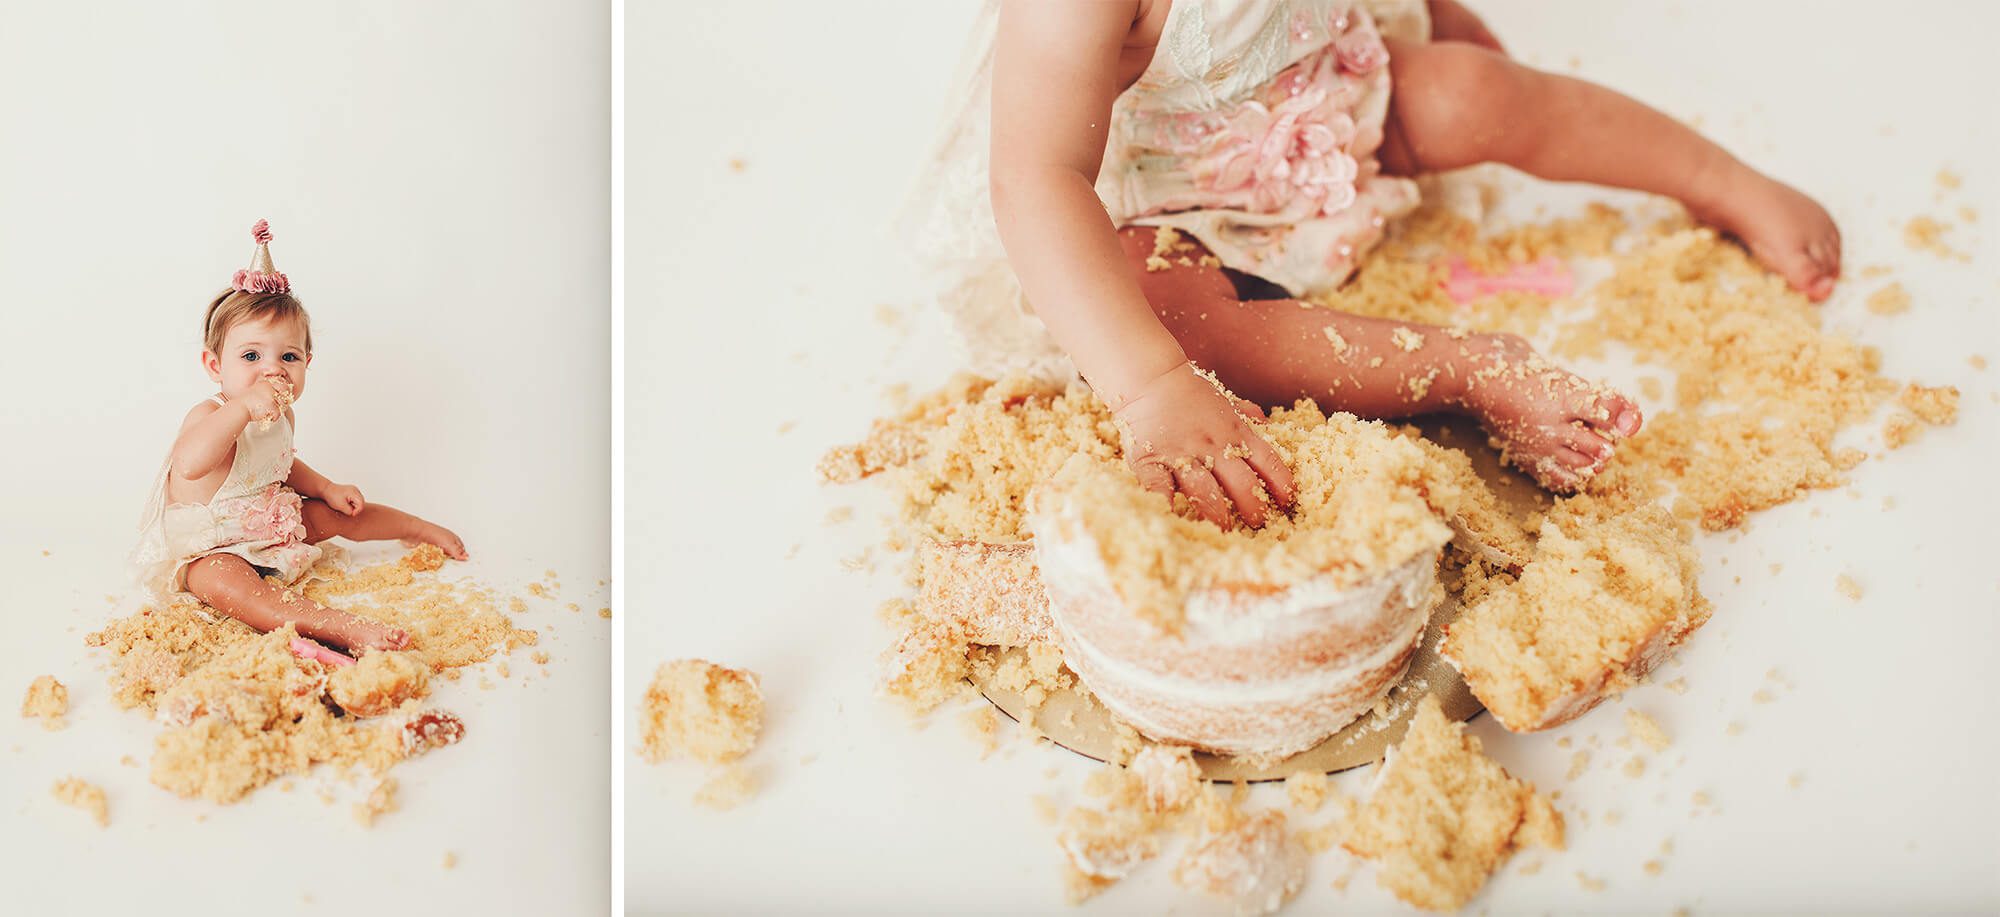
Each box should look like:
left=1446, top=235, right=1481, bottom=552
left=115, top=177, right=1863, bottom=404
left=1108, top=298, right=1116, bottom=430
left=202, top=289, right=313, bottom=355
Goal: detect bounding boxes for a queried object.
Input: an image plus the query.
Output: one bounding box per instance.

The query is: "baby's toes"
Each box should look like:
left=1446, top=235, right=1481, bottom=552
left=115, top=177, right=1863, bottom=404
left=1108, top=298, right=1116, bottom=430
left=1535, top=451, right=1591, bottom=494
left=1565, top=425, right=1615, bottom=463
left=1582, top=391, right=1643, bottom=438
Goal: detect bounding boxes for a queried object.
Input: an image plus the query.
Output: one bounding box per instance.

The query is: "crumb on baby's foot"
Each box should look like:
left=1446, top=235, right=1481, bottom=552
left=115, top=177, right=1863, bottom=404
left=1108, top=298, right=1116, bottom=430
left=322, top=612, right=409, bottom=655
left=1457, top=333, right=1641, bottom=494
left=400, top=520, right=468, bottom=562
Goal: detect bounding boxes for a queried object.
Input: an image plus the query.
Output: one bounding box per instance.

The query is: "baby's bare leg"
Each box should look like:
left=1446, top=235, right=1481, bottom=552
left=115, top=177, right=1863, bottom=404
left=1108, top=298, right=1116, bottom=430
left=183, top=553, right=408, bottom=653
left=1379, top=39, right=1840, bottom=301
left=301, top=498, right=467, bottom=560
left=1118, top=228, right=1637, bottom=492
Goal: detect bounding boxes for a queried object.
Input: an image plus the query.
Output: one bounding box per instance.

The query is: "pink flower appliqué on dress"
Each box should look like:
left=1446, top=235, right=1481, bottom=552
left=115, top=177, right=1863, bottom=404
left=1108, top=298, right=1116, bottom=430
left=237, top=483, right=308, bottom=544
left=1186, top=8, right=1389, bottom=220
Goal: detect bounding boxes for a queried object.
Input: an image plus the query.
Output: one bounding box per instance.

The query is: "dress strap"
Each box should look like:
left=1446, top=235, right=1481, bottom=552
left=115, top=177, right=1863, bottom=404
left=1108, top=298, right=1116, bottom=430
left=209, top=393, right=227, bottom=407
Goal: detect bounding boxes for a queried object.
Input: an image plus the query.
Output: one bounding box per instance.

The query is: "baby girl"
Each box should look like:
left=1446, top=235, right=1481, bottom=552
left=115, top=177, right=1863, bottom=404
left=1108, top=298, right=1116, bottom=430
left=132, top=221, right=468, bottom=660
left=916, top=0, right=1839, bottom=528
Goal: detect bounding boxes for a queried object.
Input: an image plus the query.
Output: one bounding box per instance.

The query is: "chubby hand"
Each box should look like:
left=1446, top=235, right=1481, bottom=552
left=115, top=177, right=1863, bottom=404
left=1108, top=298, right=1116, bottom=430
left=235, top=376, right=288, bottom=425
left=323, top=483, right=366, bottom=516
left=1112, top=362, right=1295, bottom=529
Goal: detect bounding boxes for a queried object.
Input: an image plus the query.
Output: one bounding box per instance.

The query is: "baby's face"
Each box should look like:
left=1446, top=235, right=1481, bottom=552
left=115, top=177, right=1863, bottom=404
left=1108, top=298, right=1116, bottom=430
left=204, top=313, right=312, bottom=405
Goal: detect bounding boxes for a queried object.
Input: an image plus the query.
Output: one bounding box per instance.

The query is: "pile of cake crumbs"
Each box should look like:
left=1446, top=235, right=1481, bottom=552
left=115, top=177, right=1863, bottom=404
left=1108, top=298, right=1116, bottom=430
left=1343, top=696, right=1564, bottom=911
left=82, top=546, right=542, bottom=812
left=638, top=659, right=765, bottom=810
left=822, top=188, right=1966, bottom=911
left=1054, top=743, right=1309, bottom=914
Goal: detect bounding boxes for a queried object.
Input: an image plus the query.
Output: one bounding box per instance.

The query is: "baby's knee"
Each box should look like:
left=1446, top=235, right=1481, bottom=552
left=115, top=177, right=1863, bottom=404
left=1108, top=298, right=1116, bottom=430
left=1389, top=40, right=1532, bottom=165
left=184, top=553, right=255, bottom=597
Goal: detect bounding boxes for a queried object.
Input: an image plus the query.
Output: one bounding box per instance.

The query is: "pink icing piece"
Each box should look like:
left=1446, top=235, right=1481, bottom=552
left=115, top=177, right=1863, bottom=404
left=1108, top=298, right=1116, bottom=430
left=252, top=219, right=273, bottom=245
left=289, top=636, right=355, bottom=668
left=1440, top=256, right=1574, bottom=304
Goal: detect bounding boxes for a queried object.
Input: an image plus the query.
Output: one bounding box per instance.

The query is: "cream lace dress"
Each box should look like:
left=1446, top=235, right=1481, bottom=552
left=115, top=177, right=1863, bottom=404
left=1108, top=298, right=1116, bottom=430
left=902, top=0, right=1430, bottom=380
left=131, top=394, right=321, bottom=596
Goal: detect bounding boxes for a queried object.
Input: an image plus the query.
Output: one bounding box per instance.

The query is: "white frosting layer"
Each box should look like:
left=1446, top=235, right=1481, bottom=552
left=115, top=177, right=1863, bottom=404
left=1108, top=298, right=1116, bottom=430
left=1029, top=488, right=1446, bottom=649
left=1061, top=581, right=1423, bottom=709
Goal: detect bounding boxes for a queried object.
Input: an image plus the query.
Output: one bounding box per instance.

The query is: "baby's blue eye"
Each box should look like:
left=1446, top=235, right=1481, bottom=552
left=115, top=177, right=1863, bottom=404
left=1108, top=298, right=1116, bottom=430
left=242, top=351, right=260, bottom=362
left=281, top=352, right=301, bottom=363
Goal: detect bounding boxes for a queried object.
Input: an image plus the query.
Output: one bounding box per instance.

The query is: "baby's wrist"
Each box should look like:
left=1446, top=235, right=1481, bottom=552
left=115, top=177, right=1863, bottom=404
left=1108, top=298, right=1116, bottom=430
left=1095, top=352, right=1193, bottom=413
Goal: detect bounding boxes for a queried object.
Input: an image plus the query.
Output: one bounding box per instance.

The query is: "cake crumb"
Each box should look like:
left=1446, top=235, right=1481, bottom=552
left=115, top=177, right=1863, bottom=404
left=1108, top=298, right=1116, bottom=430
left=1643, top=859, right=1664, bottom=876
left=638, top=659, right=763, bottom=765
left=693, top=764, right=757, bottom=810
left=1663, top=678, right=1688, bottom=695
left=1566, top=750, right=1592, bottom=780
left=1624, top=709, right=1672, bottom=752
left=21, top=675, right=68, bottom=729
left=1864, top=283, right=1910, bottom=316
left=1898, top=383, right=1960, bottom=425
left=400, top=543, right=447, bottom=572
left=1904, top=215, right=1962, bottom=259
left=962, top=704, right=1003, bottom=759
left=1726, top=721, right=1745, bottom=736
left=1835, top=574, right=1863, bottom=600
left=1173, top=810, right=1307, bottom=917
left=1392, top=326, right=1426, bottom=352
left=1622, top=757, right=1647, bottom=779
left=1283, top=769, right=1331, bottom=814
left=442, top=851, right=457, bottom=869
left=353, top=777, right=398, bottom=827
left=1787, top=771, right=1805, bottom=789
left=51, top=777, right=108, bottom=827
left=1577, top=872, right=1606, bottom=892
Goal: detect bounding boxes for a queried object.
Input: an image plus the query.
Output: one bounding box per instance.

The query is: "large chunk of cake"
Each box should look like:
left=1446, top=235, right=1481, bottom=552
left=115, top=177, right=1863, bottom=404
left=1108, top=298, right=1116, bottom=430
left=1441, top=494, right=1709, bottom=732
left=1343, top=695, right=1564, bottom=911
left=327, top=650, right=432, bottom=718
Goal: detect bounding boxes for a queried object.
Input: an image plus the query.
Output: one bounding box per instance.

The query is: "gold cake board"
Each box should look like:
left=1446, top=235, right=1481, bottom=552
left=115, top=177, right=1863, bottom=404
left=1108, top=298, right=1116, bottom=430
left=968, top=417, right=1550, bottom=782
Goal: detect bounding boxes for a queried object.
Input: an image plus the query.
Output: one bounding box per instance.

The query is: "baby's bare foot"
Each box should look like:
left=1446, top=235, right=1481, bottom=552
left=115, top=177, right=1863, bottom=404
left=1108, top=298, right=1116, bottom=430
left=327, top=614, right=409, bottom=654
left=400, top=521, right=468, bottom=561
left=1457, top=334, right=1641, bottom=494
left=1691, top=163, right=1842, bottom=302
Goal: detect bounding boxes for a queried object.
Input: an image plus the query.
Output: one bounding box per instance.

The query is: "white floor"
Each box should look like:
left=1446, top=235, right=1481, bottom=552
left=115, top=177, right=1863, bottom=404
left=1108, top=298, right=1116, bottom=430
left=0, top=2, right=611, bottom=913
left=626, top=1, right=1999, bottom=914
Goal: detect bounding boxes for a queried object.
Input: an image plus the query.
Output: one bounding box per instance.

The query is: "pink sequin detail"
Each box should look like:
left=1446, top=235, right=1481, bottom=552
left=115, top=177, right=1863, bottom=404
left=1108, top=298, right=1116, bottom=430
left=231, top=268, right=291, bottom=294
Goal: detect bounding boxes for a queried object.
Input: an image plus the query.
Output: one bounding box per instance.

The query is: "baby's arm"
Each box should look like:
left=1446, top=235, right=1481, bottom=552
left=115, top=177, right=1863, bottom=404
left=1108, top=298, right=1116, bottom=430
left=990, top=1, right=1293, bottom=527
left=170, top=380, right=281, bottom=480
left=170, top=401, right=250, bottom=480
left=287, top=457, right=365, bottom=515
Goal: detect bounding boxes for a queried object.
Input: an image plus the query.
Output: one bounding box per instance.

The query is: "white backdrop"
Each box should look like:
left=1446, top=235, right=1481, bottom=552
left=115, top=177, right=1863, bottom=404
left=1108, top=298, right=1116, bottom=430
left=626, top=1, right=1999, bottom=914
left=0, top=2, right=610, bottom=913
